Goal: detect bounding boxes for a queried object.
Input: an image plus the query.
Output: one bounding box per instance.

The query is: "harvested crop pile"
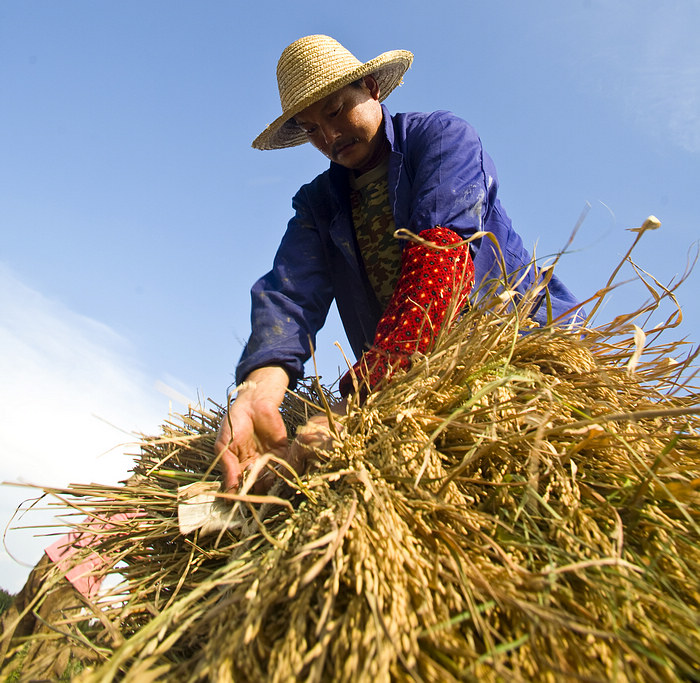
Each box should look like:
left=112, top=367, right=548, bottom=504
left=3, top=225, right=700, bottom=682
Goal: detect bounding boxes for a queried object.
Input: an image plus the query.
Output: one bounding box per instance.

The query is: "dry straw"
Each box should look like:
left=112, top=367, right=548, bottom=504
left=2, top=219, right=699, bottom=682
left=252, top=35, right=413, bottom=150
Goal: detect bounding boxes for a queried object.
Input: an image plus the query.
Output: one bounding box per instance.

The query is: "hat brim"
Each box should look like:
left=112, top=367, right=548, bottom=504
left=252, top=50, right=413, bottom=151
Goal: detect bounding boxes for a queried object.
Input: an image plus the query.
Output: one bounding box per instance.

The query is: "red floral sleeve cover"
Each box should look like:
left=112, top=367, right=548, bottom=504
left=339, top=227, right=475, bottom=397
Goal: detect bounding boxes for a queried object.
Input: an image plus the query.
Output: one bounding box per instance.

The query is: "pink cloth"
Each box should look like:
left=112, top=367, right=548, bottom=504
left=45, top=511, right=143, bottom=599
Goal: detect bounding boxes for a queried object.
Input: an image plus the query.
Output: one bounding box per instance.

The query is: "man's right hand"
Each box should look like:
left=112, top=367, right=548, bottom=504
left=214, top=366, right=290, bottom=492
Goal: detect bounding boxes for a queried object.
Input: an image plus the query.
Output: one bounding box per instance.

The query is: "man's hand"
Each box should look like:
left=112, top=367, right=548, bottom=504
left=286, top=409, right=345, bottom=476
left=214, top=366, right=290, bottom=492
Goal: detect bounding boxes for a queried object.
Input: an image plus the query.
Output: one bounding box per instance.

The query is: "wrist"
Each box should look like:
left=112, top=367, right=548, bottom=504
left=235, top=366, right=289, bottom=406
left=235, top=379, right=258, bottom=395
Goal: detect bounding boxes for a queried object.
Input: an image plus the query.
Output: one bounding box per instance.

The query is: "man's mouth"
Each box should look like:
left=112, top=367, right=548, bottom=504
left=332, top=138, right=359, bottom=158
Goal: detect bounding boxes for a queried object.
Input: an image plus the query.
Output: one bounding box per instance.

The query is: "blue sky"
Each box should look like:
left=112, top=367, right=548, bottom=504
left=1, top=1, right=698, bottom=590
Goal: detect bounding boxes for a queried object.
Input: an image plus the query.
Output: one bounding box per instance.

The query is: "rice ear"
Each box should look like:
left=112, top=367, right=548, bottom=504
left=5, top=228, right=700, bottom=682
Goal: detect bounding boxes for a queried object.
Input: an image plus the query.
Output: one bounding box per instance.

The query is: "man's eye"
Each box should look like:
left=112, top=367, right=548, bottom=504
left=329, top=106, right=342, bottom=118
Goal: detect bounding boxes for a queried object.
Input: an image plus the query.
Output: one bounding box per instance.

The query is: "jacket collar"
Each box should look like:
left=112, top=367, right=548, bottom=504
left=380, top=104, right=396, bottom=149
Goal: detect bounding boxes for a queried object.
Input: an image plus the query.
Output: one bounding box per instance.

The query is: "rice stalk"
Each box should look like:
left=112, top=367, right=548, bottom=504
left=2, top=224, right=699, bottom=682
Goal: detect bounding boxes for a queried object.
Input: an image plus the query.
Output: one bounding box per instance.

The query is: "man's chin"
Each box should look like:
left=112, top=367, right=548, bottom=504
left=333, top=142, right=361, bottom=166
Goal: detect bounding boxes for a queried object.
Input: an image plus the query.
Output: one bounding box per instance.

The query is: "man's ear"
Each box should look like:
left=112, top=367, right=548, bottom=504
left=364, top=75, right=381, bottom=101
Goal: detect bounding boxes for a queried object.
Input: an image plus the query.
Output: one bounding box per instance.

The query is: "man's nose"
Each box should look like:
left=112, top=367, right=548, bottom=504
left=318, top=122, right=341, bottom=145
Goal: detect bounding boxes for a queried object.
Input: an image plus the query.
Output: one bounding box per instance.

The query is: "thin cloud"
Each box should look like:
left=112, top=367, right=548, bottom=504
left=0, top=265, right=180, bottom=591
left=647, top=66, right=700, bottom=154
left=550, top=3, right=700, bottom=155
left=621, top=57, right=700, bottom=156
left=618, top=8, right=699, bottom=154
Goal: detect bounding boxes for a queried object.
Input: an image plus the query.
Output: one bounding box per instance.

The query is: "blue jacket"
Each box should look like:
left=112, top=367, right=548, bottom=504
left=237, top=107, right=582, bottom=387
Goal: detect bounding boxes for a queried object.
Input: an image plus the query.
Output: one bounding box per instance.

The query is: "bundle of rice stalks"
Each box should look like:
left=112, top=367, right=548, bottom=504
left=3, top=222, right=699, bottom=682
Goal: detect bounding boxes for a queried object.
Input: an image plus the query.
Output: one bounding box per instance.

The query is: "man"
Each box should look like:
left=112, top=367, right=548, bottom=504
left=214, top=35, right=582, bottom=492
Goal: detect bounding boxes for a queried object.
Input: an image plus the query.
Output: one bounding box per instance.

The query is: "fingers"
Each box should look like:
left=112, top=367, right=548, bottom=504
left=214, top=412, right=241, bottom=489
left=286, top=413, right=344, bottom=475
left=214, top=401, right=344, bottom=496
left=213, top=397, right=289, bottom=493
left=221, top=453, right=243, bottom=491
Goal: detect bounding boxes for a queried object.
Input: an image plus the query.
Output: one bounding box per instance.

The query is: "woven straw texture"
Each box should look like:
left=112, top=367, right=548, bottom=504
left=253, top=35, right=412, bottom=150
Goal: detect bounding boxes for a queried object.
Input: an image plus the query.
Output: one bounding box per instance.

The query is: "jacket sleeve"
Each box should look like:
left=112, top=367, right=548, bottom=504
left=397, top=111, right=583, bottom=325
left=399, top=111, right=497, bottom=240
left=235, top=185, right=335, bottom=388
left=400, top=112, right=526, bottom=295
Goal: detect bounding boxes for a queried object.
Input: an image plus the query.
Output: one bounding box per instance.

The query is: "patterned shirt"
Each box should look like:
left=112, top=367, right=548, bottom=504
left=349, top=160, right=401, bottom=309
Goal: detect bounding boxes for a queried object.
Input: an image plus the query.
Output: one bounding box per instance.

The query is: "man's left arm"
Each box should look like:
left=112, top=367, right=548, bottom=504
left=398, top=111, right=583, bottom=324
left=401, top=110, right=498, bottom=242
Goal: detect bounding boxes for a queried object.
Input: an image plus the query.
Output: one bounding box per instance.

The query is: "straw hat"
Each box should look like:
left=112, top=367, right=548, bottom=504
left=252, top=35, right=413, bottom=150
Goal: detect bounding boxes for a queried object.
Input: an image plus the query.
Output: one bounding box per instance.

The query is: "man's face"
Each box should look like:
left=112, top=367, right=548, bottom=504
left=294, top=76, right=386, bottom=173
